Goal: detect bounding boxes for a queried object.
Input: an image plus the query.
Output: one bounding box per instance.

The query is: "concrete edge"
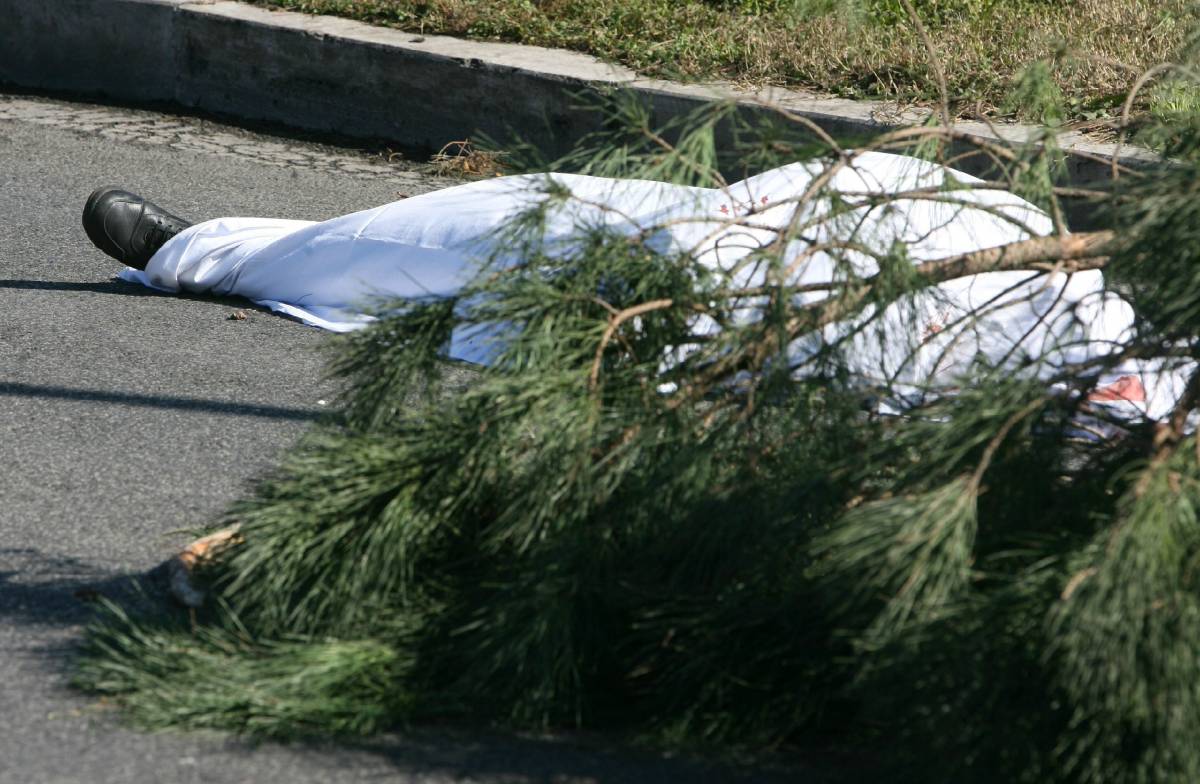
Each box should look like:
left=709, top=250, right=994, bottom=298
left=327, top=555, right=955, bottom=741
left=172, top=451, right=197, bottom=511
left=0, top=0, right=1159, bottom=185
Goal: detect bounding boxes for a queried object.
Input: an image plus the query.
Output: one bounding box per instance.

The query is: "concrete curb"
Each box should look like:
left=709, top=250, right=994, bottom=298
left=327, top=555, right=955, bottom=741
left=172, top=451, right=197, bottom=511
left=1, top=0, right=1159, bottom=183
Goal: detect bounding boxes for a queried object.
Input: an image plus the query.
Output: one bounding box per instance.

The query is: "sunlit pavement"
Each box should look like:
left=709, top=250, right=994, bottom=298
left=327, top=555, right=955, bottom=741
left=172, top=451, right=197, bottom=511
left=0, top=93, right=808, bottom=784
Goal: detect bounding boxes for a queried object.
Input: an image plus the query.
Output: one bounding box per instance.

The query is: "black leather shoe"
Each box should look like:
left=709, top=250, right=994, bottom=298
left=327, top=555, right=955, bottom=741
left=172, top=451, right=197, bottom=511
left=82, top=187, right=193, bottom=270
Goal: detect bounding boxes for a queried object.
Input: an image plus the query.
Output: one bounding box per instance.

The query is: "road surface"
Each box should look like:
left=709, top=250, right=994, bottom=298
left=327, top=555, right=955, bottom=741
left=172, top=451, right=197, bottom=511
left=0, top=93, right=816, bottom=784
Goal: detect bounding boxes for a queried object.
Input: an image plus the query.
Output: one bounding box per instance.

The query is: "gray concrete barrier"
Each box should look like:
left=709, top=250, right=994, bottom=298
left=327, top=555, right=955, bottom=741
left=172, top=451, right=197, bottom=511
left=1, top=0, right=1160, bottom=187
left=2, top=0, right=185, bottom=101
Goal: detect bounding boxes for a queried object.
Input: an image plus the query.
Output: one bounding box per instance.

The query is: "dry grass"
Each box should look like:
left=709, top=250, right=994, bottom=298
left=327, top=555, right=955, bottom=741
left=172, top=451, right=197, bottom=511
left=429, top=138, right=508, bottom=177
left=253, top=0, right=1192, bottom=120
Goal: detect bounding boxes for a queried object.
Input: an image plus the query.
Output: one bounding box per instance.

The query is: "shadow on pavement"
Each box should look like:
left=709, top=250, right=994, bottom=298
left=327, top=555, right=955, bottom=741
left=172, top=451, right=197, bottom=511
left=0, top=547, right=165, bottom=630
left=0, top=278, right=161, bottom=295
left=0, top=275, right=301, bottom=315
left=0, top=381, right=324, bottom=421
left=336, top=729, right=833, bottom=784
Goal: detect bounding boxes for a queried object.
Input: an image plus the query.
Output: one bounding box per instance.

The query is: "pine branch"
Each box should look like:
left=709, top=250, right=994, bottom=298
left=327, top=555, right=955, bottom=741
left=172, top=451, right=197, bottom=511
left=801, top=230, right=1117, bottom=332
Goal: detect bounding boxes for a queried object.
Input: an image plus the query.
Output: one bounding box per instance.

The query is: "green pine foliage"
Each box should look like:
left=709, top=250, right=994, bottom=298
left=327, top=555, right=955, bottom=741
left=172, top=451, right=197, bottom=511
left=80, top=611, right=412, bottom=736
left=1052, top=442, right=1200, bottom=784
left=74, top=69, right=1200, bottom=782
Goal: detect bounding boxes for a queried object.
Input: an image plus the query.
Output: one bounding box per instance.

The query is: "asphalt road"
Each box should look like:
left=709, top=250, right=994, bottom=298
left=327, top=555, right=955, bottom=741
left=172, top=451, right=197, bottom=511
left=0, top=93, right=818, bottom=784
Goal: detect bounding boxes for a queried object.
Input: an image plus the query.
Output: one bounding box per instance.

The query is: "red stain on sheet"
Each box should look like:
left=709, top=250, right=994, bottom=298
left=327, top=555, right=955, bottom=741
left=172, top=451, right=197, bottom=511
left=1088, top=375, right=1147, bottom=403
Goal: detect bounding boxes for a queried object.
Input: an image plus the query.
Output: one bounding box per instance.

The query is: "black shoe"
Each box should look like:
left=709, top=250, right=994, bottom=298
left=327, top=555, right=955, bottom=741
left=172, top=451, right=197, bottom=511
left=82, top=187, right=193, bottom=270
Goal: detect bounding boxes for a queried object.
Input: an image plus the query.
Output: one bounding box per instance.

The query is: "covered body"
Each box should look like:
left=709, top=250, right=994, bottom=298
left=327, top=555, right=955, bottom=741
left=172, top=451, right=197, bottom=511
left=120, top=152, right=1185, bottom=421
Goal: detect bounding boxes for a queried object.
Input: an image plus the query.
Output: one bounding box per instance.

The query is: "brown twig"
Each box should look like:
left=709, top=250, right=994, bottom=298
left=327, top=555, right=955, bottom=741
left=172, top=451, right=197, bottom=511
left=589, top=299, right=675, bottom=391
left=898, top=0, right=952, bottom=129
left=969, top=398, right=1047, bottom=492
left=1114, top=63, right=1177, bottom=182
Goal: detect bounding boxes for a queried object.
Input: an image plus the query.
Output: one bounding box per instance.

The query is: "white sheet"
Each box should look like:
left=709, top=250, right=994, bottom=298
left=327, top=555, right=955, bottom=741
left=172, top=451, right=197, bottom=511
left=117, top=152, right=1187, bottom=421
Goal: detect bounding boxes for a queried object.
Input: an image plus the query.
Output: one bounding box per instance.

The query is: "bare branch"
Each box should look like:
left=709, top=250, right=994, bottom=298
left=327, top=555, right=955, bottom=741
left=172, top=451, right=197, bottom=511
left=590, top=298, right=676, bottom=391
left=898, top=0, right=951, bottom=129
left=909, top=229, right=1116, bottom=281
left=795, top=230, right=1116, bottom=334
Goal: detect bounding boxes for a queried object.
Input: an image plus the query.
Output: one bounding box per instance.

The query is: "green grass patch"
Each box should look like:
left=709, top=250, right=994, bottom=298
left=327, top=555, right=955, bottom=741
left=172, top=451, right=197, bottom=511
left=251, top=0, right=1192, bottom=120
